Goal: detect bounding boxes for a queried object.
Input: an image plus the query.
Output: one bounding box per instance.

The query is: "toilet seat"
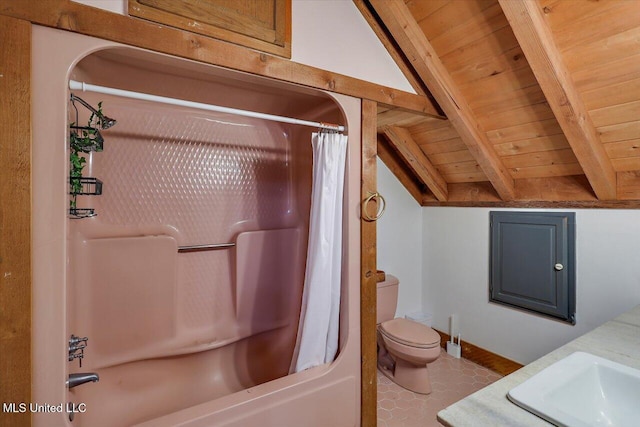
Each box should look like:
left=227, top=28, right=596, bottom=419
left=379, top=318, right=440, bottom=349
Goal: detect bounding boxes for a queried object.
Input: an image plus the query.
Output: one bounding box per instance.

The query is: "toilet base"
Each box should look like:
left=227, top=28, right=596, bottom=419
left=377, top=357, right=432, bottom=395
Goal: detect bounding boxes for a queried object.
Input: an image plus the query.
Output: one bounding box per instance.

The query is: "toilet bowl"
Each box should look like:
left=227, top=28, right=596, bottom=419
left=376, top=275, right=441, bottom=394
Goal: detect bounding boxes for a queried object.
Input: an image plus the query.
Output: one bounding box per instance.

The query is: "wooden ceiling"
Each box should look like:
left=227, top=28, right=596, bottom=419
left=356, top=0, right=640, bottom=206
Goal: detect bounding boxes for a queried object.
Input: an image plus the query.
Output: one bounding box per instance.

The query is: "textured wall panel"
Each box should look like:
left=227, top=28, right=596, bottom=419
left=95, top=103, right=294, bottom=244
left=79, top=98, right=310, bottom=342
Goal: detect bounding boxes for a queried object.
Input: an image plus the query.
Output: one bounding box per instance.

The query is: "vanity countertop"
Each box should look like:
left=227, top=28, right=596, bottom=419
left=437, top=305, right=640, bottom=426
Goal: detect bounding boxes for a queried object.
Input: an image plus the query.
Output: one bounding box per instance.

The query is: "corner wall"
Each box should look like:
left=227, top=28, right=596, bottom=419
left=423, top=207, right=640, bottom=364
left=376, top=159, right=423, bottom=317
left=291, top=0, right=414, bottom=92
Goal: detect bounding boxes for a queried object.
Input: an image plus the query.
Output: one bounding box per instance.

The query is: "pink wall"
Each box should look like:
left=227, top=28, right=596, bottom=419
left=32, top=26, right=362, bottom=426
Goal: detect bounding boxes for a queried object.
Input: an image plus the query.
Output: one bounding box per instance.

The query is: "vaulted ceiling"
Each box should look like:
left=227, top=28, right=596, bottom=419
left=355, top=0, right=640, bottom=206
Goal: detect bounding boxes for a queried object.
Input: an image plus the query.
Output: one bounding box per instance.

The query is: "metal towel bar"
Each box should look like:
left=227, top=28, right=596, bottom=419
left=178, top=243, right=235, bottom=253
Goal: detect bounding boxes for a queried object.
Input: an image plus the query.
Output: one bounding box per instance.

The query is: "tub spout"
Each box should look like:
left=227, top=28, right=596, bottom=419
left=67, top=373, right=99, bottom=389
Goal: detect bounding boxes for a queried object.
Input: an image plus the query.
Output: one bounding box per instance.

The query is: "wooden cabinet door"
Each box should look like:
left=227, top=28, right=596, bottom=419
left=129, top=0, right=291, bottom=58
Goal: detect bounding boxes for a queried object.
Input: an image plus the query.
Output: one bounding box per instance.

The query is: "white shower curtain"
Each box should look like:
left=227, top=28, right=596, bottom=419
left=290, top=131, right=348, bottom=373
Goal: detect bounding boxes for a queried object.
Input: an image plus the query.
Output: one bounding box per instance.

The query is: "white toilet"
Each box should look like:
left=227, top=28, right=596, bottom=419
left=377, top=274, right=441, bottom=394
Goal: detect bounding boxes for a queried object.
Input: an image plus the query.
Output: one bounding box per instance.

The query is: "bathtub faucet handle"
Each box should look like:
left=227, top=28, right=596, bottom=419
left=69, top=335, right=88, bottom=346
left=68, top=334, right=89, bottom=367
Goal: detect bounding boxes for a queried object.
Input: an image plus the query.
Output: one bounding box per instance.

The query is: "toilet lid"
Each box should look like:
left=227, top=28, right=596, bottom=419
left=379, top=318, right=440, bottom=349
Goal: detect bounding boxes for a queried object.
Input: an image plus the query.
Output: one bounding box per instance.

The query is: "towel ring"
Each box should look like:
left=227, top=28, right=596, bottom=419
left=362, top=192, right=386, bottom=222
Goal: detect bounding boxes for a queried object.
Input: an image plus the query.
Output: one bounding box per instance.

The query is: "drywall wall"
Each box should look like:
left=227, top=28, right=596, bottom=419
left=73, top=0, right=124, bottom=14
left=423, top=207, right=640, bottom=364
left=376, top=159, right=423, bottom=318
left=291, top=0, right=414, bottom=92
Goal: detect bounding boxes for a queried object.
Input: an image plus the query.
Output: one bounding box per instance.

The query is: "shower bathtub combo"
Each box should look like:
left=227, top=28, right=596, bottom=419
left=31, top=26, right=361, bottom=426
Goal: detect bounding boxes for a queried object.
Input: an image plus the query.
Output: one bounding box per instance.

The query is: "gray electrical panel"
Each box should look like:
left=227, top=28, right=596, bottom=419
left=490, top=211, right=576, bottom=324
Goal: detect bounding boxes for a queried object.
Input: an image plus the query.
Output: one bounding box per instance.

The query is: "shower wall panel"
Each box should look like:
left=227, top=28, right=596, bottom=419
left=95, top=103, right=296, bottom=236
left=70, top=97, right=309, bottom=368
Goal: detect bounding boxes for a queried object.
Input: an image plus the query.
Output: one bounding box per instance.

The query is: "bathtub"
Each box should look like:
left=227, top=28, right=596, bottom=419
left=32, top=26, right=361, bottom=426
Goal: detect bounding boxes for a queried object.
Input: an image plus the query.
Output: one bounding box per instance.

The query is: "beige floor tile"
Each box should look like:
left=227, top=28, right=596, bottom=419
left=377, top=349, right=502, bottom=426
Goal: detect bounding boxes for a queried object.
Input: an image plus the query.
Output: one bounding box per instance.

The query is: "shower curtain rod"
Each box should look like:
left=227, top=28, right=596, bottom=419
left=69, top=80, right=345, bottom=132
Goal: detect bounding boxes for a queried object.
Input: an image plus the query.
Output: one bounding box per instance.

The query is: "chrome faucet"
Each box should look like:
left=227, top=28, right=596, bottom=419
left=67, top=373, right=99, bottom=389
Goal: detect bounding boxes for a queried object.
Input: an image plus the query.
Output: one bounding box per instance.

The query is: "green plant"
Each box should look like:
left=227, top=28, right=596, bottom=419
left=69, top=102, right=104, bottom=210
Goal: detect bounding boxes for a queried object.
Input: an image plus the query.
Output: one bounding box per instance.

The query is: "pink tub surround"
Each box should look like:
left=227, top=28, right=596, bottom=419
left=31, top=26, right=361, bottom=427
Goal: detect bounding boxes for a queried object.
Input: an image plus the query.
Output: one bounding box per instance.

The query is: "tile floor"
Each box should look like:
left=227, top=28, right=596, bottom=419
left=377, top=349, right=503, bottom=427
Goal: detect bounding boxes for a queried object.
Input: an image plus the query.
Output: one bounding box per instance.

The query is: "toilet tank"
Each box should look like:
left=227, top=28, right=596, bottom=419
left=376, top=274, right=399, bottom=324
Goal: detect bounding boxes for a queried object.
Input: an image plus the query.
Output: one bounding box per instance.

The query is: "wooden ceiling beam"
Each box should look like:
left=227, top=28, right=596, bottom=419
left=369, top=0, right=516, bottom=201
left=383, top=126, right=448, bottom=201
left=376, top=108, right=434, bottom=130
left=352, top=0, right=445, bottom=117
left=499, top=0, right=618, bottom=200
left=377, top=134, right=428, bottom=205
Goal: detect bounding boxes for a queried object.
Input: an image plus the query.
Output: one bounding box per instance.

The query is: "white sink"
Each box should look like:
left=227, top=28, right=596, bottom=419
left=508, top=352, right=640, bottom=427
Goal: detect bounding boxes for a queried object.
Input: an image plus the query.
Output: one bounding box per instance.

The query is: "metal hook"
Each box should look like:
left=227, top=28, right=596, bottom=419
left=362, top=191, right=386, bottom=221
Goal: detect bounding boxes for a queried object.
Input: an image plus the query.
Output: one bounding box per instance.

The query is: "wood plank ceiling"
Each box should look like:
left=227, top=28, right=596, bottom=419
left=357, top=0, right=640, bottom=206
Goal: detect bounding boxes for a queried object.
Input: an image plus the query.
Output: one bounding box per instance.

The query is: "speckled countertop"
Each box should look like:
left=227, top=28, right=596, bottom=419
left=437, top=305, right=640, bottom=426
